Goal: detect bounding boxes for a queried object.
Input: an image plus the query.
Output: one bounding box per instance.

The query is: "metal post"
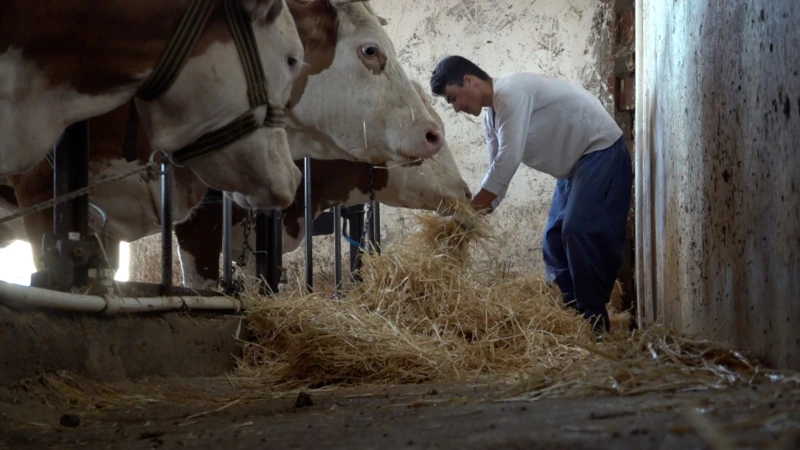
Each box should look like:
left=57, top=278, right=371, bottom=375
left=256, top=209, right=283, bottom=295
left=269, top=210, right=283, bottom=294
left=53, top=120, right=90, bottom=288
left=373, top=201, right=381, bottom=254
left=304, top=157, right=313, bottom=293
left=333, top=205, right=342, bottom=294
left=348, top=204, right=365, bottom=282
left=222, top=195, right=233, bottom=294
left=366, top=201, right=382, bottom=254
left=255, top=210, right=268, bottom=293
left=365, top=202, right=375, bottom=253
left=160, top=159, right=173, bottom=295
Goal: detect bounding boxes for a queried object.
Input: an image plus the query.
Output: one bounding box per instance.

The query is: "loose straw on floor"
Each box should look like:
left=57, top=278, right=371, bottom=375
left=233, top=203, right=787, bottom=396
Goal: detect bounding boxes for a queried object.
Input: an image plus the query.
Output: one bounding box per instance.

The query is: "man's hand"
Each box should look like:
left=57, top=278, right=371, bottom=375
left=470, top=188, right=497, bottom=214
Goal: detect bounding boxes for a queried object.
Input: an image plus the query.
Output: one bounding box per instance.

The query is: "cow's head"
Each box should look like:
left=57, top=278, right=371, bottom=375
left=285, top=0, right=444, bottom=165
left=135, top=0, right=305, bottom=209
left=376, top=81, right=471, bottom=215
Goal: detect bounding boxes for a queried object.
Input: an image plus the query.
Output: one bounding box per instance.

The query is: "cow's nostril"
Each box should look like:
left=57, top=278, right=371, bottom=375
left=426, top=130, right=441, bottom=146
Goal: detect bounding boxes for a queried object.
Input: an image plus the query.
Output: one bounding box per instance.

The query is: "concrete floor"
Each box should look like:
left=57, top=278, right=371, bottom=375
left=2, top=301, right=799, bottom=449
left=1, top=376, right=799, bottom=449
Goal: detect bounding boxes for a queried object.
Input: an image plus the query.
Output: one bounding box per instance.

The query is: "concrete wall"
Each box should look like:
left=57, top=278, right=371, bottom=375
left=635, top=0, right=800, bottom=369
left=0, top=304, right=244, bottom=384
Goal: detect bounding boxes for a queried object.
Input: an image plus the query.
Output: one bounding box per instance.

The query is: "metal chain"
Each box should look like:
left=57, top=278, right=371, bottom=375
left=226, top=208, right=255, bottom=296
left=0, top=163, right=157, bottom=227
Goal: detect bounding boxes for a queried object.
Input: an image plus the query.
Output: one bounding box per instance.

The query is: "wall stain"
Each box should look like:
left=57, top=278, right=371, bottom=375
left=639, top=0, right=800, bottom=369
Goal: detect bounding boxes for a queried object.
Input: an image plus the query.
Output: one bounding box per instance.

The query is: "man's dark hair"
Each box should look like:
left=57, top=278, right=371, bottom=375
left=430, top=55, right=490, bottom=97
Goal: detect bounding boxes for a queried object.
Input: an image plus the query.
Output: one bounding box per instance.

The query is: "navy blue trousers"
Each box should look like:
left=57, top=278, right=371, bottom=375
left=542, top=136, right=633, bottom=331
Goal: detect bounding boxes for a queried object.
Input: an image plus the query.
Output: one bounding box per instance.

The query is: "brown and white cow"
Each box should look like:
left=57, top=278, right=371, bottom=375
left=1, top=0, right=308, bottom=209
left=176, top=80, right=471, bottom=288
left=2, top=4, right=457, bottom=280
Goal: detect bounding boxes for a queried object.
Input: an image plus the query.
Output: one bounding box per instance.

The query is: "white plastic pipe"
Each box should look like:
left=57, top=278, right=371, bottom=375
left=0, top=280, right=241, bottom=315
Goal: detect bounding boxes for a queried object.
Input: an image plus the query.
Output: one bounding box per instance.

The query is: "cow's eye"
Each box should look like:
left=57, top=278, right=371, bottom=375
left=361, top=44, right=379, bottom=58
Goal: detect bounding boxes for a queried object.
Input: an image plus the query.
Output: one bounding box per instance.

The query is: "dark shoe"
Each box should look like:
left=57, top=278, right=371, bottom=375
left=584, top=309, right=610, bottom=335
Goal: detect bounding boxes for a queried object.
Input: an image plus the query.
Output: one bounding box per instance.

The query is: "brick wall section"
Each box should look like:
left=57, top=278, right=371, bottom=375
left=611, top=0, right=637, bottom=318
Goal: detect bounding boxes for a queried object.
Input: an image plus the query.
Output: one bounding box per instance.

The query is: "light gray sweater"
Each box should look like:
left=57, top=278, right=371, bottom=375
left=481, top=72, right=622, bottom=207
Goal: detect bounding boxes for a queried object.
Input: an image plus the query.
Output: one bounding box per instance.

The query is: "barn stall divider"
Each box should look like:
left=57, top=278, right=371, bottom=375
left=0, top=121, right=381, bottom=314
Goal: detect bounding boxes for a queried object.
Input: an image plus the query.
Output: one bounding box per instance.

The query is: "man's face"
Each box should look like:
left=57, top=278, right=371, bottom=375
left=443, top=76, right=482, bottom=116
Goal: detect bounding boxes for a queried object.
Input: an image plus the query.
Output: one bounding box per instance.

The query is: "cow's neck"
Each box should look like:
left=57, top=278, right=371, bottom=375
left=170, top=168, right=212, bottom=223
left=281, top=160, right=388, bottom=241
left=0, top=1, right=234, bottom=175
left=0, top=0, right=232, bottom=97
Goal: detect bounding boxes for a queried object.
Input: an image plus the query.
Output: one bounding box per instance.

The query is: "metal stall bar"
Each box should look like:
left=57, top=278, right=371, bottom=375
left=160, top=158, right=174, bottom=295
left=333, top=205, right=343, bottom=295
left=373, top=201, right=381, bottom=253
left=365, top=201, right=375, bottom=253
left=255, top=209, right=283, bottom=295
left=52, top=120, right=90, bottom=289
left=255, top=210, right=267, bottom=293
left=365, top=201, right=382, bottom=255
left=221, top=195, right=233, bottom=295
left=268, top=209, right=283, bottom=294
left=303, top=157, right=313, bottom=293
left=347, top=204, right=365, bottom=282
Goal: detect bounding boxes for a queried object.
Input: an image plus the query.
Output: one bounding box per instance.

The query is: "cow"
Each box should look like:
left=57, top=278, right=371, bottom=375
left=1, top=0, right=309, bottom=209
left=283, top=1, right=444, bottom=164
left=176, top=79, right=470, bottom=289
left=2, top=3, right=456, bottom=283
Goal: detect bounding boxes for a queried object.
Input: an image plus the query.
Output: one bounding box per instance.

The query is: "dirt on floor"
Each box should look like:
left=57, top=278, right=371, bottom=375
left=1, top=374, right=798, bottom=449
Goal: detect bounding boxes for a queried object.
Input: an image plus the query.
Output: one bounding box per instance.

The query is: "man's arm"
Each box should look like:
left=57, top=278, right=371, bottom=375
left=473, top=122, right=500, bottom=213
left=471, top=188, right=497, bottom=212
left=478, top=91, right=534, bottom=210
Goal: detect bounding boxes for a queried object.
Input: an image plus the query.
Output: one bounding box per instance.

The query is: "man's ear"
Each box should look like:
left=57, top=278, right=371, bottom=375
left=463, top=74, right=475, bottom=86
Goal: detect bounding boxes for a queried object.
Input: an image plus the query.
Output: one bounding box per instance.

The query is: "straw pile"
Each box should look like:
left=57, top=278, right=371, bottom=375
left=237, top=205, right=580, bottom=389
left=235, top=203, right=790, bottom=396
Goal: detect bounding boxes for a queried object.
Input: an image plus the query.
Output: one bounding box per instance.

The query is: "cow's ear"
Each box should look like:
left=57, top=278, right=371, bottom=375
left=241, top=0, right=284, bottom=24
